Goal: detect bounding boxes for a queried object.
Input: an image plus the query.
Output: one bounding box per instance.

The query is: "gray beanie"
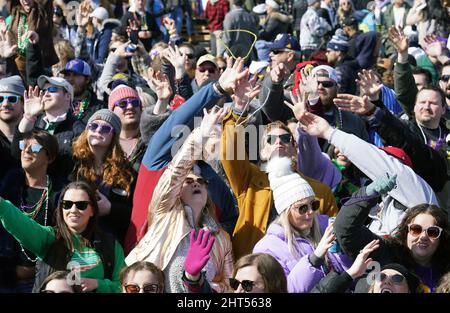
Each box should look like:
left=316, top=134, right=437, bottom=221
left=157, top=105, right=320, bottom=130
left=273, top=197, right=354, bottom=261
left=0, top=75, right=25, bottom=96
left=87, top=109, right=122, bottom=135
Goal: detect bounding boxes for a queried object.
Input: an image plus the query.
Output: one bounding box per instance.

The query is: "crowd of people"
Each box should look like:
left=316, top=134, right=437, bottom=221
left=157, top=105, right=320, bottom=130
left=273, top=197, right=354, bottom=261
left=0, top=0, right=450, bottom=294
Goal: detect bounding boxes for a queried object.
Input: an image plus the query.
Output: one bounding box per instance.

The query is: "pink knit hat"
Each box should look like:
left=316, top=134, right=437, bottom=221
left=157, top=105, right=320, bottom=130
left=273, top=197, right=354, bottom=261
left=108, top=85, right=140, bottom=110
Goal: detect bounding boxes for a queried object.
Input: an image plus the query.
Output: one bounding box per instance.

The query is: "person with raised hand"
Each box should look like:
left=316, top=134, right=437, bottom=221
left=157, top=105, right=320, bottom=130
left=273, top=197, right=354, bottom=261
left=297, top=110, right=439, bottom=236
left=126, top=107, right=234, bottom=293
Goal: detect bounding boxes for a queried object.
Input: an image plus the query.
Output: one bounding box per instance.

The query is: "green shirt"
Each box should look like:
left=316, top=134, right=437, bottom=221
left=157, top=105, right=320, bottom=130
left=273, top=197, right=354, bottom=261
left=0, top=199, right=125, bottom=293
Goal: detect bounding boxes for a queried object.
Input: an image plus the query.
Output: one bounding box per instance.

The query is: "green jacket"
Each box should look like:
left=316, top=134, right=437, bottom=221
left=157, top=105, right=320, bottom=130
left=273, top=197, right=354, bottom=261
left=0, top=199, right=125, bottom=293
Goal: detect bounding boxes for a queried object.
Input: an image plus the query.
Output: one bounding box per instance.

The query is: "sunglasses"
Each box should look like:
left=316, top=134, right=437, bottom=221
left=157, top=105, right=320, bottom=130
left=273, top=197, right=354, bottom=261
left=318, top=81, right=336, bottom=88
left=19, top=140, right=44, bottom=154
left=379, top=273, right=405, bottom=285
left=0, top=95, right=20, bottom=104
left=87, top=122, right=114, bottom=135
left=183, top=53, right=195, bottom=59
left=61, top=200, right=91, bottom=211
left=43, top=86, right=64, bottom=93
left=184, top=177, right=209, bottom=186
left=124, top=283, right=161, bottom=293
left=114, top=98, right=141, bottom=110
left=408, top=224, right=443, bottom=239
left=266, top=134, right=293, bottom=145
left=229, top=278, right=258, bottom=292
left=292, top=199, right=321, bottom=215
left=440, top=75, right=450, bottom=82
left=197, top=67, right=217, bottom=74
left=271, top=49, right=290, bottom=55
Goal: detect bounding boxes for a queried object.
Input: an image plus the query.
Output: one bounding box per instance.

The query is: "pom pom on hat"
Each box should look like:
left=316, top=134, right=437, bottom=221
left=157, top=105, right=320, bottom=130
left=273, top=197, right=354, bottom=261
left=267, top=157, right=315, bottom=214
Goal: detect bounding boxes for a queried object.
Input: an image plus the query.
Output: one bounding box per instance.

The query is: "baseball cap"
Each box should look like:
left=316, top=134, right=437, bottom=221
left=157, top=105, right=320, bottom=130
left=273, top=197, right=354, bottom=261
left=269, top=33, right=301, bottom=52
left=89, top=7, right=109, bottom=21
left=0, top=75, right=25, bottom=96
left=311, top=65, right=338, bottom=83
left=196, top=54, right=218, bottom=68
left=61, top=59, right=92, bottom=77
left=37, top=75, right=74, bottom=101
left=380, top=146, right=413, bottom=168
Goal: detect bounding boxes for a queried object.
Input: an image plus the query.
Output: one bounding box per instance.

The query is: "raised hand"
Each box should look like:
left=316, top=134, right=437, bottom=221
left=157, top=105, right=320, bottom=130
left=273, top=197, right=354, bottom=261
left=366, top=173, right=397, bottom=196
left=334, top=93, right=375, bottom=115
left=149, top=69, right=173, bottom=102
left=24, top=86, right=44, bottom=118
left=184, top=229, right=215, bottom=279
left=163, top=16, right=176, bottom=32
left=356, top=69, right=383, bottom=100
left=161, top=45, right=186, bottom=80
left=200, top=106, right=228, bottom=138
left=113, top=41, right=135, bottom=59
left=270, top=63, right=290, bottom=84
left=314, top=223, right=336, bottom=259
left=346, top=240, right=380, bottom=279
left=300, top=66, right=318, bottom=95
left=285, top=90, right=308, bottom=121
left=232, top=71, right=260, bottom=111
left=422, top=35, right=445, bottom=58
left=0, top=21, right=17, bottom=58
left=388, top=26, right=409, bottom=54
left=298, top=112, right=334, bottom=140
left=218, top=57, right=249, bottom=94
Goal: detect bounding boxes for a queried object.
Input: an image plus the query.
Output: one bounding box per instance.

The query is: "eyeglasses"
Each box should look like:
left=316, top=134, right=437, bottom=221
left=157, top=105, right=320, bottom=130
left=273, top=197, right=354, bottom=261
left=114, top=98, right=141, bottom=110
left=61, top=200, right=91, bottom=211
left=318, top=81, right=336, bottom=88
left=19, top=140, right=44, bottom=154
left=183, top=53, right=195, bottom=59
left=43, top=86, right=64, bottom=93
left=184, top=177, right=209, bottom=186
left=266, top=134, right=293, bottom=145
left=292, top=199, right=321, bottom=215
left=40, top=290, right=74, bottom=293
left=408, top=224, right=443, bottom=239
left=229, top=278, right=258, bottom=292
left=379, top=273, right=405, bottom=285
left=271, top=49, right=291, bottom=55
left=440, top=75, right=450, bottom=82
left=0, top=95, right=20, bottom=105
left=124, top=283, right=162, bottom=293
left=87, top=122, right=114, bottom=134
left=197, top=67, right=217, bottom=74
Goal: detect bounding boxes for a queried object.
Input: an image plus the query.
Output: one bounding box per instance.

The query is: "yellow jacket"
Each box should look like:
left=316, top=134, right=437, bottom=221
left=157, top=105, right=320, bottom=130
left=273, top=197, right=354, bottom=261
left=126, top=128, right=234, bottom=292
left=221, top=111, right=338, bottom=260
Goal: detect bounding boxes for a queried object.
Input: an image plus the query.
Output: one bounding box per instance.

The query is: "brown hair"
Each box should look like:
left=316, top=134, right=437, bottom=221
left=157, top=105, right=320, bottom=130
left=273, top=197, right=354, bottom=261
left=72, top=130, right=133, bottom=194
left=260, top=121, right=296, bottom=161
left=55, top=181, right=100, bottom=252
left=39, top=270, right=81, bottom=293
left=232, top=253, right=288, bottom=293
left=23, top=129, right=59, bottom=163
left=119, top=261, right=165, bottom=290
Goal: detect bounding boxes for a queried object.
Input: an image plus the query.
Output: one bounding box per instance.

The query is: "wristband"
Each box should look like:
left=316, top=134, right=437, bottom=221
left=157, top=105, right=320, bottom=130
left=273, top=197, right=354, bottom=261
left=214, top=81, right=228, bottom=96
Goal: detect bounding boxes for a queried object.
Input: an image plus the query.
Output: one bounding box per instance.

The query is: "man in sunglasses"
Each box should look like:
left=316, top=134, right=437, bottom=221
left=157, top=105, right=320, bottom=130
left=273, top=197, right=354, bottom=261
left=61, top=59, right=105, bottom=125
left=15, top=75, right=81, bottom=178
left=192, top=54, right=220, bottom=94
left=109, top=84, right=145, bottom=172
left=0, top=75, right=24, bottom=178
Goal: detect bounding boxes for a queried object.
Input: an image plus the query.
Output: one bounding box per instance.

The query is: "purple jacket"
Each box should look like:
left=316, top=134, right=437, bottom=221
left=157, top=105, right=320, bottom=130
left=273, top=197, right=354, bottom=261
left=253, top=214, right=353, bottom=293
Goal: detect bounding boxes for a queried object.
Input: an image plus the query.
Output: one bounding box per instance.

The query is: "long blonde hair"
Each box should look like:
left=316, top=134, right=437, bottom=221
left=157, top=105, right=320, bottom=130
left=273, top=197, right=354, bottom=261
left=273, top=209, right=322, bottom=260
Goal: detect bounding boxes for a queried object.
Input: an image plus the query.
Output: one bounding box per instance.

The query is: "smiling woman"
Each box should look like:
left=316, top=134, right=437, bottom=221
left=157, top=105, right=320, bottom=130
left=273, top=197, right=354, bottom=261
left=0, top=181, right=126, bottom=293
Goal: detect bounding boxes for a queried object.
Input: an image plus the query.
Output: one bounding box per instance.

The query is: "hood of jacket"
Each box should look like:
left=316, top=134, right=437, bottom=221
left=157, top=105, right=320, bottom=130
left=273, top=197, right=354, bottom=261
left=101, top=18, right=122, bottom=30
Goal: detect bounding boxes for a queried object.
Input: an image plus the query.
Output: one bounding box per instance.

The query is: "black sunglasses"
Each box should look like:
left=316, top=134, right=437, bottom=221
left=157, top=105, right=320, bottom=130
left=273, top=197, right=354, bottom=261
left=124, top=283, right=161, bottom=293
left=292, top=199, right=321, bottom=215
left=184, top=177, right=209, bottom=186
left=0, top=95, right=20, bottom=104
left=408, top=224, right=443, bottom=239
left=318, top=81, right=336, bottom=88
left=184, top=53, right=195, bottom=59
left=440, top=75, right=450, bottom=82
left=61, top=200, right=91, bottom=211
left=379, top=273, right=405, bottom=285
left=266, top=134, right=292, bottom=145
left=271, top=49, right=290, bottom=55
left=229, top=278, right=257, bottom=292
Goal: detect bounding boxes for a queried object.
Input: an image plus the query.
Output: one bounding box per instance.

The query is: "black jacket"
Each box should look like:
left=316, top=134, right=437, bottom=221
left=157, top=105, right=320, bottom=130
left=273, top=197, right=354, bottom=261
left=335, top=55, right=360, bottom=95
left=310, top=271, right=354, bottom=293
left=0, top=131, right=20, bottom=180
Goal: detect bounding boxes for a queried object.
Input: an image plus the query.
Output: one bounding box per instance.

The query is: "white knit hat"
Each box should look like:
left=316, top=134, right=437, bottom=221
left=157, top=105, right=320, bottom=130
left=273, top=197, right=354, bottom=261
left=267, top=157, right=315, bottom=214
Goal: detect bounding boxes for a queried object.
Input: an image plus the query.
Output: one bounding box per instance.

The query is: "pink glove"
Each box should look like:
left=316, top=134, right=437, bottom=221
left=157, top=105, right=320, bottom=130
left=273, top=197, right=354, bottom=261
left=184, top=229, right=215, bottom=277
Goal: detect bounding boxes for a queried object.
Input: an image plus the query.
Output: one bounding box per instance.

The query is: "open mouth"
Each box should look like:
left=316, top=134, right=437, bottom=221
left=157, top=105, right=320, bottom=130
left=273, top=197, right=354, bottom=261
left=192, top=190, right=202, bottom=195
left=381, top=288, right=392, bottom=294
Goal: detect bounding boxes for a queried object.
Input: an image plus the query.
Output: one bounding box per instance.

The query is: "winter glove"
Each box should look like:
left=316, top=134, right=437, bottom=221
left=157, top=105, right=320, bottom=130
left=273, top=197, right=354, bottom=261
left=366, top=174, right=397, bottom=196
left=184, top=229, right=215, bottom=277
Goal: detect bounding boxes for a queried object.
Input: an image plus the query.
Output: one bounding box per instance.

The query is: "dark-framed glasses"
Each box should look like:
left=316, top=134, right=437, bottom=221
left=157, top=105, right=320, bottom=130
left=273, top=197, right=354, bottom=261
left=184, top=177, right=209, bottom=186
left=292, top=199, right=320, bottom=215
left=61, top=200, right=91, bottom=211
left=229, top=278, right=257, bottom=292
left=318, top=81, right=336, bottom=88
left=124, top=283, right=162, bottom=293
left=379, top=273, right=405, bottom=285
left=266, top=133, right=292, bottom=145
